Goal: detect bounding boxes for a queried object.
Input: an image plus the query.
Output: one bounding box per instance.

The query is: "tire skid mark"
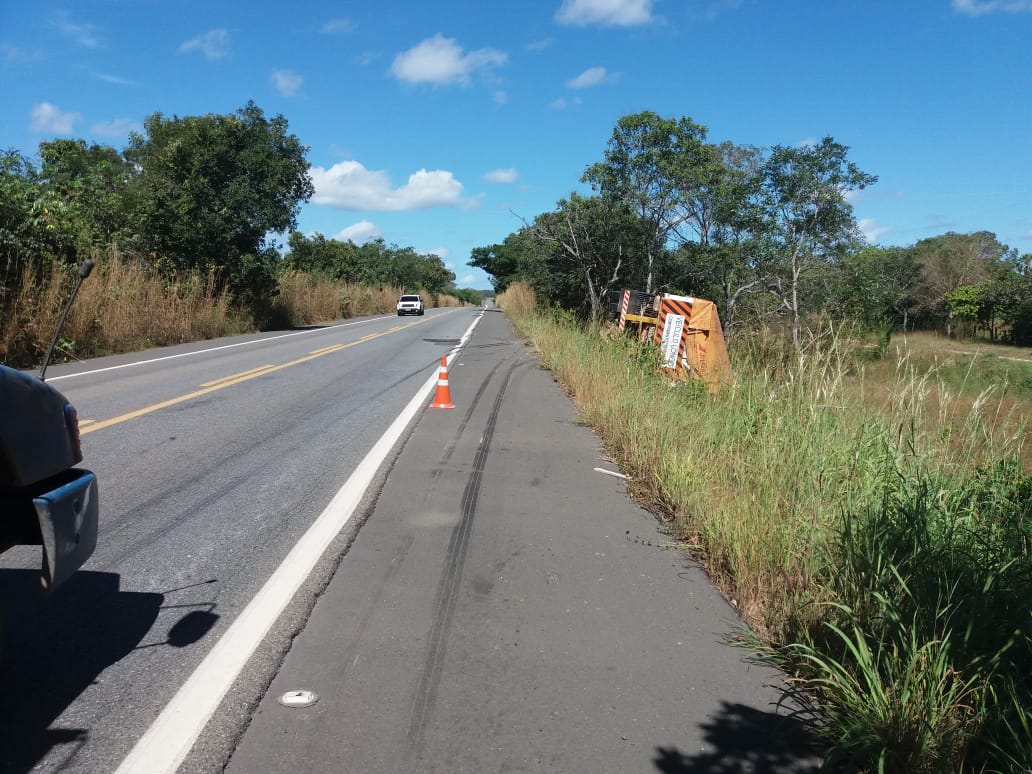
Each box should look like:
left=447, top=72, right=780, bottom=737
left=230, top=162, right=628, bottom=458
left=404, top=357, right=526, bottom=764
left=336, top=534, right=414, bottom=677
left=422, top=359, right=506, bottom=508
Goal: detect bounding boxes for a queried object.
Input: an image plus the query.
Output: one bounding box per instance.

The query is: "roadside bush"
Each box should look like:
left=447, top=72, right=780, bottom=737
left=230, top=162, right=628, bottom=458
left=774, top=460, right=1032, bottom=772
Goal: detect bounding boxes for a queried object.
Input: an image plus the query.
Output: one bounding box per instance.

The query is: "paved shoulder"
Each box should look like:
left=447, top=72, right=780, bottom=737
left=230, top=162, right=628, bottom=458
left=226, top=310, right=817, bottom=773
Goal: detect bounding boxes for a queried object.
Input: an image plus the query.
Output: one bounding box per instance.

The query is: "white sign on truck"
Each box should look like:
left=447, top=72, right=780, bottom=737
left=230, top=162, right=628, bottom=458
left=659, top=313, right=685, bottom=369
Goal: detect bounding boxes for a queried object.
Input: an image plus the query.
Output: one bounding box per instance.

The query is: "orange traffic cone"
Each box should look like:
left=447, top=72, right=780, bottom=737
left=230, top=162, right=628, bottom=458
left=429, top=356, right=455, bottom=409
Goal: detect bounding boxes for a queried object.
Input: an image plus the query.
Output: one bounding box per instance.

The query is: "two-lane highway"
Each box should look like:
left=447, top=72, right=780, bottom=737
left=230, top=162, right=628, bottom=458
left=0, top=307, right=481, bottom=773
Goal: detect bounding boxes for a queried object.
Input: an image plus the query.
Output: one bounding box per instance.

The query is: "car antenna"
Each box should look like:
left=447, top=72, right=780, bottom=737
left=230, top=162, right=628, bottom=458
left=39, top=258, right=95, bottom=381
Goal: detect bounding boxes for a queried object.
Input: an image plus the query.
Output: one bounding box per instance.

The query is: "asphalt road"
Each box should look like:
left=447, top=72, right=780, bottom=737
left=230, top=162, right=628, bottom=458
left=2, top=307, right=818, bottom=773
left=226, top=310, right=818, bottom=773
left=0, top=307, right=479, bottom=773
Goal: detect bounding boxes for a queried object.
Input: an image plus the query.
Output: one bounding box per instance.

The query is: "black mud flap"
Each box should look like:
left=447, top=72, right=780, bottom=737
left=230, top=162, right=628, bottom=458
left=33, top=469, right=99, bottom=592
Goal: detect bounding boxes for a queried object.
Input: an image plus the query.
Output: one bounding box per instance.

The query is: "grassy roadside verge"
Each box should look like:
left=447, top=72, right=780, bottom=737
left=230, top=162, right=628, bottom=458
left=1, top=257, right=466, bottom=367
left=497, top=282, right=1031, bottom=772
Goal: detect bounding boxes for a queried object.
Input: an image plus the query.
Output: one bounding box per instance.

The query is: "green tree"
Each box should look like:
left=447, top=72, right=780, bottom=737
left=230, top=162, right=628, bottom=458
left=125, top=101, right=313, bottom=311
left=944, top=284, right=985, bottom=337
left=910, top=231, right=1016, bottom=337
left=285, top=232, right=456, bottom=294
left=761, top=137, right=877, bottom=350
left=667, top=141, right=769, bottom=337
left=410, top=251, right=455, bottom=294
left=283, top=232, right=362, bottom=281
left=469, top=229, right=552, bottom=293
left=838, top=245, right=921, bottom=330
left=582, top=111, right=709, bottom=293
left=38, top=139, right=133, bottom=256
left=999, top=253, right=1032, bottom=345
left=0, top=150, right=77, bottom=300
left=527, top=194, right=648, bottom=320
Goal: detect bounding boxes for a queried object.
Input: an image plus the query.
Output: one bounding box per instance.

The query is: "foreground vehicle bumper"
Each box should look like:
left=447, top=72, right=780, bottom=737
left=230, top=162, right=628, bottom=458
left=33, top=469, right=99, bottom=591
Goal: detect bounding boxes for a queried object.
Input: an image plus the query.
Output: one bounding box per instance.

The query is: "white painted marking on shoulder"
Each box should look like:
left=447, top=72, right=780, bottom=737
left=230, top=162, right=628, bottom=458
left=114, top=311, right=485, bottom=774
left=594, top=467, right=628, bottom=480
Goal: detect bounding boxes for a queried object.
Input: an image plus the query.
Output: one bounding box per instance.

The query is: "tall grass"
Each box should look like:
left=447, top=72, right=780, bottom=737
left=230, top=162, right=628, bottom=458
left=778, top=460, right=1032, bottom=772
left=272, top=272, right=404, bottom=325
left=499, top=281, right=1031, bottom=770
left=1, top=257, right=470, bottom=367
left=242, top=271, right=467, bottom=327
left=1, top=254, right=251, bottom=366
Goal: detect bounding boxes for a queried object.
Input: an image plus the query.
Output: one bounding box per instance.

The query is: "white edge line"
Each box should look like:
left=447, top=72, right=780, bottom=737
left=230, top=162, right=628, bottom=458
left=594, top=467, right=628, bottom=480
left=46, top=315, right=399, bottom=382
left=114, top=311, right=485, bottom=774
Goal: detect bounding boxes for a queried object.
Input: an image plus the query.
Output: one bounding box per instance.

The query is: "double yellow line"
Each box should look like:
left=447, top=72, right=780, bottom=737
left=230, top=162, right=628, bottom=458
left=80, top=316, right=442, bottom=435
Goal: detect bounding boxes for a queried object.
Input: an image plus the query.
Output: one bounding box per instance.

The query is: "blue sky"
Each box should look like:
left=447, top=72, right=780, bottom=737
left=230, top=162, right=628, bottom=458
left=2, top=0, right=1030, bottom=290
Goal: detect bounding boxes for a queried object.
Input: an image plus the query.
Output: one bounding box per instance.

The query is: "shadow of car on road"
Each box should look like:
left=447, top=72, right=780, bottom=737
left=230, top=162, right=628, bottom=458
left=0, top=569, right=165, bottom=772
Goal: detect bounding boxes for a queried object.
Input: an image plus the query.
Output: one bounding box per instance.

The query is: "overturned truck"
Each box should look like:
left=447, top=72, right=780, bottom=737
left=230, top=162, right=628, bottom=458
left=615, top=289, right=732, bottom=391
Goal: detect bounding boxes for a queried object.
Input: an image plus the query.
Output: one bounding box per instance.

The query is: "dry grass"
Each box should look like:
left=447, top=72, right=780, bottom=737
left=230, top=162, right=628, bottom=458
left=2, top=259, right=476, bottom=366
left=849, top=331, right=1032, bottom=470
left=428, top=293, right=465, bottom=308
left=273, top=273, right=470, bottom=326
left=1, top=254, right=251, bottom=365
left=496, top=282, right=536, bottom=317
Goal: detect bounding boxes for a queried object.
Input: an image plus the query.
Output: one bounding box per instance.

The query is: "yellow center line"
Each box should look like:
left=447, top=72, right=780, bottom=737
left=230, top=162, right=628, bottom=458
left=308, top=344, right=345, bottom=356
left=80, top=311, right=453, bottom=436
left=78, top=419, right=96, bottom=427
left=200, top=364, right=277, bottom=387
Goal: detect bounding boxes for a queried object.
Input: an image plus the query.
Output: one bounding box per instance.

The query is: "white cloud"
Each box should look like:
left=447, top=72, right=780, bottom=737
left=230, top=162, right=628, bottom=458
left=952, top=0, right=1032, bottom=15
left=556, top=0, right=654, bottom=27
left=30, top=102, right=79, bottom=134
left=321, top=18, right=355, bottom=33
left=179, top=29, right=230, bottom=60
left=311, top=160, right=467, bottom=211
left=94, top=72, right=138, bottom=86
left=845, top=188, right=907, bottom=205
left=460, top=274, right=476, bottom=285
left=271, top=69, right=303, bottom=96
left=567, top=66, right=613, bottom=88
left=858, top=218, right=892, bottom=243
left=91, top=118, right=141, bottom=138
left=391, top=35, right=507, bottom=85
left=549, top=96, right=583, bottom=110
left=701, top=0, right=744, bottom=18
left=2, top=43, right=43, bottom=62
left=427, top=246, right=450, bottom=258
left=528, top=38, right=553, bottom=51
left=484, top=168, right=518, bottom=183
left=334, top=220, right=382, bottom=244
left=54, top=11, right=102, bottom=48
left=493, top=90, right=509, bottom=104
